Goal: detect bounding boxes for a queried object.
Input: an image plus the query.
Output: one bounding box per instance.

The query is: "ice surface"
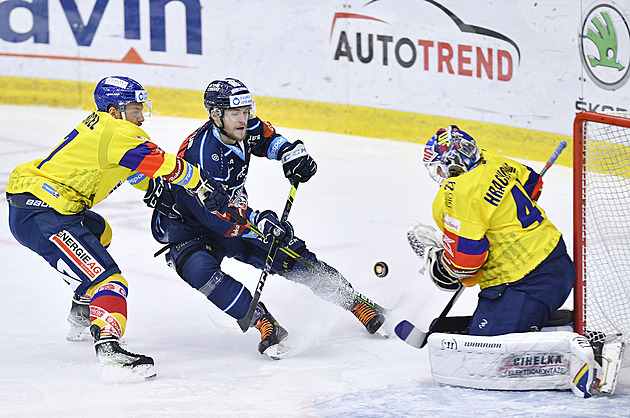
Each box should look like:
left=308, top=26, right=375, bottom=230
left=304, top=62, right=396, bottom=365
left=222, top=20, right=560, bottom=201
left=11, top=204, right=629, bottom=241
left=0, top=105, right=628, bottom=417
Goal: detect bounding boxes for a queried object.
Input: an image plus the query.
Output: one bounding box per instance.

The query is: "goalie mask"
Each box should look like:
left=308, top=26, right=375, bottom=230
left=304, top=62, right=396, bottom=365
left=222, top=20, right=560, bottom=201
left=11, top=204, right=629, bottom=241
left=423, top=129, right=450, bottom=184
left=423, top=125, right=481, bottom=184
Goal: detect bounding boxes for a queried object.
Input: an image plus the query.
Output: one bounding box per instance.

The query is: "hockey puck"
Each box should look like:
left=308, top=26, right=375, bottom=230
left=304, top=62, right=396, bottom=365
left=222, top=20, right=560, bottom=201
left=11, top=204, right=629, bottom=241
left=374, top=261, right=389, bottom=278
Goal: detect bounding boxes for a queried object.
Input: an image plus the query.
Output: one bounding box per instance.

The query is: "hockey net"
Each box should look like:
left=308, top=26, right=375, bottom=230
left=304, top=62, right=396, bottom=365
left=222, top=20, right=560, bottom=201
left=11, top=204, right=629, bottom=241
left=574, top=111, right=630, bottom=351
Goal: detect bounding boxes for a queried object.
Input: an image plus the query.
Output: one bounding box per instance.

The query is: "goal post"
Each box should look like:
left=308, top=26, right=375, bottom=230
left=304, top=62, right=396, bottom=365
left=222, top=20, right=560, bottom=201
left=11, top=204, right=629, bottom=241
left=573, top=111, right=630, bottom=344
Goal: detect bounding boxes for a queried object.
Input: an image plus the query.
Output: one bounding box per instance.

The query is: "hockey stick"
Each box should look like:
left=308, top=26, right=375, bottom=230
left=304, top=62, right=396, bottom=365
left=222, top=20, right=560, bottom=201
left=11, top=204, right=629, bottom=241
left=225, top=207, right=389, bottom=314
left=236, top=180, right=299, bottom=332
left=224, top=207, right=305, bottom=260
left=395, top=286, right=465, bottom=349
left=539, top=140, right=567, bottom=177
left=150, top=184, right=387, bottom=314
left=395, top=139, right=569, bottom=349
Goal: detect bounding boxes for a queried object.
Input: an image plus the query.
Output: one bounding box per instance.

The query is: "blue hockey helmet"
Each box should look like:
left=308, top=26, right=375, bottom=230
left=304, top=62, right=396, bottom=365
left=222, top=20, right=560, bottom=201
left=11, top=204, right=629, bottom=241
left=204, top=78, right=255, bottom=118
left=94, top=76, right=151, bottom=116
left=424, top=125, right=481, bottom=184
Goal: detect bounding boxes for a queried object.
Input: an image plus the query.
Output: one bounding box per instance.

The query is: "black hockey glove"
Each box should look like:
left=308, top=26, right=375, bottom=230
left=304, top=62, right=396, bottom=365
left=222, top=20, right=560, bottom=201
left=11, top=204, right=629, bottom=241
left=254, top=209, right=294, bottom=246
left=190, top=169, right=229, bottom=213
left=143, top=177, right=182, bottom=220
left=280, top=140, right=317, bottom=183
left=427, top=248, right=462, bottom=292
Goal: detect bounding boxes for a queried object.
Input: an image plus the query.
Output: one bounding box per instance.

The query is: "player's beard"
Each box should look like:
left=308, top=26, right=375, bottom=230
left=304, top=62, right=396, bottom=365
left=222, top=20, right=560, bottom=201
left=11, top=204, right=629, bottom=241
left=225, top=125, right=247, bottom=143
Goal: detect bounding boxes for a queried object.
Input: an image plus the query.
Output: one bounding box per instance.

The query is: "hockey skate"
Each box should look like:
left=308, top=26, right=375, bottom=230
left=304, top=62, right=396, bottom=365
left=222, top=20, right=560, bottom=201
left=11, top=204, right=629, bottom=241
left=352, top=300, right=386, bottom=335
left=66, top=294, right=91, bottom=341
left=255, top=308, right=289, bottom=360
left=90, top=325, right=156, bottom=382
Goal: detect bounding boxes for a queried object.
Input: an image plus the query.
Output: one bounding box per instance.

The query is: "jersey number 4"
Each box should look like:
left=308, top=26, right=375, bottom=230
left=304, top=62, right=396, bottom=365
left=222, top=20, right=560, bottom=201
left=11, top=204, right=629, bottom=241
left=511, top=186, right=543, bottom=228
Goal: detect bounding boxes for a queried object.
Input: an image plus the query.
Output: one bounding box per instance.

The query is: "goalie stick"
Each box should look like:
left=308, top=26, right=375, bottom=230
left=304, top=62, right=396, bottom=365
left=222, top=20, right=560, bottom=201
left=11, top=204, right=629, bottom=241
left=395, top=139, right=568, bottom=349
left=539, top=140, right=567, bottom=177
left=395, top=286, right=465, bottom=349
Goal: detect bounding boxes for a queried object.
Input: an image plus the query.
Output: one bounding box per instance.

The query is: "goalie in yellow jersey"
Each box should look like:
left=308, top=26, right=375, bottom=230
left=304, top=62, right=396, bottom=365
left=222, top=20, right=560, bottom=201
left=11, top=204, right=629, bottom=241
left=409, top=125, right=575, bottom=336
left=407, top=126, right=628, bottom=398
left=6, top=76, right=228, bottom=381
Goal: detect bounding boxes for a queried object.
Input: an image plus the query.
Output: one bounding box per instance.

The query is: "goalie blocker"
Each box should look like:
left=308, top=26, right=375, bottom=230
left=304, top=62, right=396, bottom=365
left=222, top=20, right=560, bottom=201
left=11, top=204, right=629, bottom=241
left=427, top=330, right=625, bottom=398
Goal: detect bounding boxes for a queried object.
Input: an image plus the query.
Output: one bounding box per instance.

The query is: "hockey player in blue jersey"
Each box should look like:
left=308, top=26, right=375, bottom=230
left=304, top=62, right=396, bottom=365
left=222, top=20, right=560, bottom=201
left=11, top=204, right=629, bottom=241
left=144, top=78, right=386, bottom=359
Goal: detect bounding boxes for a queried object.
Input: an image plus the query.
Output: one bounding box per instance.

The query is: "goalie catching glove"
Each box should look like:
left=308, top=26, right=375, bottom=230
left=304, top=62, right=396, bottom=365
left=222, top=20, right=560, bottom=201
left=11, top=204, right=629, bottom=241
left=407, top=222, right=442, bottom=259
left=280, top=140, right=317, bottom=183
left=408, top=222, right=461, bottom=292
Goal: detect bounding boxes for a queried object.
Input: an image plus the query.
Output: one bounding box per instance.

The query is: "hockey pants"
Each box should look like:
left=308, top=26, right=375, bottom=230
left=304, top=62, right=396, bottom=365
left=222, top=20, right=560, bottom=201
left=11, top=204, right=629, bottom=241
left=469, top=237, right=575, bottom=336
left=7, top=193, right=131, bottom=338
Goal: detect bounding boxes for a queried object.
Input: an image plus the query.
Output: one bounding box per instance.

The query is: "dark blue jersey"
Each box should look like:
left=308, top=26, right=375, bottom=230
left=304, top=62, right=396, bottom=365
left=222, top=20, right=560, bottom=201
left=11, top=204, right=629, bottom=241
left=152, top=117, right=291, bottom=243
left=177, top=117, right=289, bottom=206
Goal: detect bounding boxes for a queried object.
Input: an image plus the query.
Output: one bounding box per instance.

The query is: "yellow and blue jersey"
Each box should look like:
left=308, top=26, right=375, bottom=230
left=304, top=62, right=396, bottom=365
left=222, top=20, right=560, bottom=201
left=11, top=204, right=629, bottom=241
left=432, top=151, right=561, bottom=289
left=7, top=111, right=198, bottom=214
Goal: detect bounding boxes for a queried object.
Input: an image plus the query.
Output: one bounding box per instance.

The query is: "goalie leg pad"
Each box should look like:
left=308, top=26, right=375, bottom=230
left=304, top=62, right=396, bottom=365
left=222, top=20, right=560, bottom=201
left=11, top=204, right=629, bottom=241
left=427, top=331, right=593, bottom=394
left=429, top=316, right=471, bottom=334
left=568, top=335, right=595, bottom=398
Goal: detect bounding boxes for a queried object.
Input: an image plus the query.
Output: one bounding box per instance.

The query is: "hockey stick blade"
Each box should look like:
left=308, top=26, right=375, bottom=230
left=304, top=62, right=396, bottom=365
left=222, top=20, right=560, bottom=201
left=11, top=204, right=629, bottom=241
left=397, top=285, right=465, bottom=349
left=394, top=320, right=428, bottom=349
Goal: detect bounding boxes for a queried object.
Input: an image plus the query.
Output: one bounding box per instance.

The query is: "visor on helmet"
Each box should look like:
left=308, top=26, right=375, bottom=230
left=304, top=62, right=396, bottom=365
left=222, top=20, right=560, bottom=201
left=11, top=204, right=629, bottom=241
left=123, top=101, right=152, bottom=118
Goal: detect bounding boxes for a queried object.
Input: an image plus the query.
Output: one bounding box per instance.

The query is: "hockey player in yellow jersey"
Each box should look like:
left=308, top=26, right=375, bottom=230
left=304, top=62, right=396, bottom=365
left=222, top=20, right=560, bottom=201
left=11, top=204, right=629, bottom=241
left=6, top=76, right=228, bottom=381
left=408, top=125, right=575, bottom=336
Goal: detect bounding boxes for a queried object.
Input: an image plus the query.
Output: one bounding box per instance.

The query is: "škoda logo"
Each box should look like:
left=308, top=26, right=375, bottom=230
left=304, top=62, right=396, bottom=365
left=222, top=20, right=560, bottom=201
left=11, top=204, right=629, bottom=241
left=580, top=2, right=630, bottom=90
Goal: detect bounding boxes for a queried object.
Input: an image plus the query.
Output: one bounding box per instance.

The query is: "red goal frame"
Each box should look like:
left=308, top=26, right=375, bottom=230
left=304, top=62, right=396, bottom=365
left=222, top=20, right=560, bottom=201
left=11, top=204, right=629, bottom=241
left=573, top=111, right=630, bottom=336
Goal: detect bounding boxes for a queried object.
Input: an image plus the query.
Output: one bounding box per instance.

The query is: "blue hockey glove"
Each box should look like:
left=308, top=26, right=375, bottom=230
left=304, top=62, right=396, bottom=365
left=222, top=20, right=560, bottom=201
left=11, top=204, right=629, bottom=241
left=280, top=140, right=317, bottom=183
left=143, top=177, right=182, bottom=219
left=254, top=210, right=294, bottom=245
left=190, top=169, right=229, bottom=213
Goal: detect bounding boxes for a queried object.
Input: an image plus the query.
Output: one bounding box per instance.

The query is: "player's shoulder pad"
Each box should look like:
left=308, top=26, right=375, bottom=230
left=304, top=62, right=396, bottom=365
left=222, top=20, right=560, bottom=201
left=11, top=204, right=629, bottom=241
left=247, top=116, right=262, bottom=130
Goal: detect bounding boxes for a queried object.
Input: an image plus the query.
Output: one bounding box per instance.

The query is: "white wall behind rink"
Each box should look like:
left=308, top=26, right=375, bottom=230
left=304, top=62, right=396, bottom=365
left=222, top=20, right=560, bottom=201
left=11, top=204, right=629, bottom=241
left=0, top=0, right=628, bottom=137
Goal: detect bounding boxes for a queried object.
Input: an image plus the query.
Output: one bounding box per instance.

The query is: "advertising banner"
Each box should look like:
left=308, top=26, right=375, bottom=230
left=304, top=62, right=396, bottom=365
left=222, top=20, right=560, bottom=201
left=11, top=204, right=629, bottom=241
left=0, top=0, right=628, bottom=157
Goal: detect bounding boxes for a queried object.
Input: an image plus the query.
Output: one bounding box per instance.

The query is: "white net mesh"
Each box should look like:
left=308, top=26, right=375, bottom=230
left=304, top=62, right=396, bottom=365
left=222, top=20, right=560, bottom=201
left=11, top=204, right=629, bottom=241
left=579, top=112, right=630, bottom=346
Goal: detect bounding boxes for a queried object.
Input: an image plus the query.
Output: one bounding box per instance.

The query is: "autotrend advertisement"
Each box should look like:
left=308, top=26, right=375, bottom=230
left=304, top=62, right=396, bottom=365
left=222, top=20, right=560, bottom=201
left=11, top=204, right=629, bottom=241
left=0, top=0, right=628, bottom=140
